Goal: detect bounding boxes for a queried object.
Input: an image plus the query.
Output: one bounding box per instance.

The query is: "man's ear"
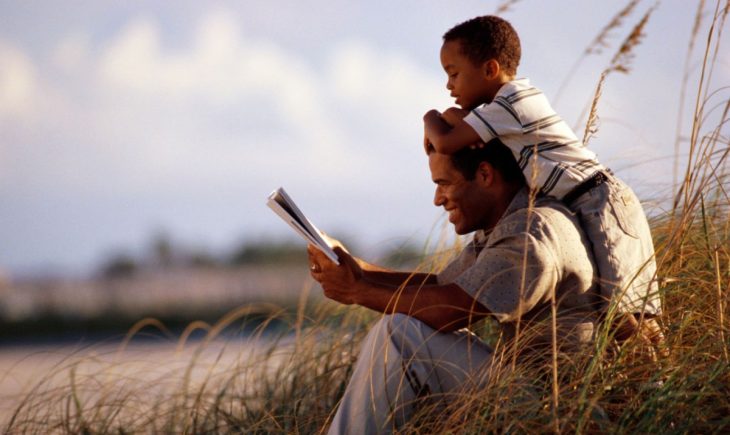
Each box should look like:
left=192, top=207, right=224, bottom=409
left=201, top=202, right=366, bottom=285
left=476, top=161, right=495, bottom=187
left=482, top=59, right=501, bottom=80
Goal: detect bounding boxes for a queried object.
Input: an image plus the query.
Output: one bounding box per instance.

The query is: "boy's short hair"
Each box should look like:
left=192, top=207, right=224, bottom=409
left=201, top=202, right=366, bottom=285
left=443, top=16, right=521, bottom=76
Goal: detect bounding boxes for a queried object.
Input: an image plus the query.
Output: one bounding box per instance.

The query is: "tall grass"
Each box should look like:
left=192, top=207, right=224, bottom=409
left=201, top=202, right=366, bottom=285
left=4, top=2, right=730, bottom=433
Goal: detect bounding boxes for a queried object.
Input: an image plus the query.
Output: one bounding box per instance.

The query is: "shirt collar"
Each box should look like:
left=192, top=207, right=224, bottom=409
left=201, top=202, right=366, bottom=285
left=494, top=77, right=531, bottom=100
left=472, top=187, right=532, bottom=246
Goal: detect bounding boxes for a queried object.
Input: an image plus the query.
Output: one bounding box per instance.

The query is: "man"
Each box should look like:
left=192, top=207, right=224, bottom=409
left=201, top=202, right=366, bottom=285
left=308, top=139, right=601, bottom=434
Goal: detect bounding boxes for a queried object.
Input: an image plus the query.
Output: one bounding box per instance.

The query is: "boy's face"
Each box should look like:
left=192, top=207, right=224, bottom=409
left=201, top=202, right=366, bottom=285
left=440, top=40, right=500, bottom=110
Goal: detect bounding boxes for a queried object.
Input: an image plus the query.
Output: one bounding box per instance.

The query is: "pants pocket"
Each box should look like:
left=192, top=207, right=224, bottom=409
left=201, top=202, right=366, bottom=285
left=608, top=184, right=639, bottom=239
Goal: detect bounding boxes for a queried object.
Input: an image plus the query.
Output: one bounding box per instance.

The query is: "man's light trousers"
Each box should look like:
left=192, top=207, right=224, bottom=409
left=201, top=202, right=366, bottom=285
left=328, top=314, right=494, bottom=435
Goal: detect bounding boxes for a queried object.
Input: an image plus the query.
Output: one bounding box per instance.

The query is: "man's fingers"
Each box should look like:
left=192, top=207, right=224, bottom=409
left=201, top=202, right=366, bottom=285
left=333, top=247, right=353, bottom=267
left=308, top=244, right=327, bottom=278
left=333, top=247, right=363, bottom=279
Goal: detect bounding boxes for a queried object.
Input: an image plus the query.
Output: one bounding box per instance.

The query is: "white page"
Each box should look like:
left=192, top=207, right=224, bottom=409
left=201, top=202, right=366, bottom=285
left=266, top=188, right=340, bottom=264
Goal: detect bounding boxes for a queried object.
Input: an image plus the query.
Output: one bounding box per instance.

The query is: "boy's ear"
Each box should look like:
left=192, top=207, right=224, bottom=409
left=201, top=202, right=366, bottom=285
left=482, top=59, right=501, bottom=79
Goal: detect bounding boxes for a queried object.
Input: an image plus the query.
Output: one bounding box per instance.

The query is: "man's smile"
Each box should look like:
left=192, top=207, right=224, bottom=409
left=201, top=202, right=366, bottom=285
left=445, top=207, right=459, bottom=222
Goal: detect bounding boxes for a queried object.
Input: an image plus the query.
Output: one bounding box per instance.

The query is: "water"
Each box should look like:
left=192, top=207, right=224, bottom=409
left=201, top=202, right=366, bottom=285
left=0, top=336, right=288, bottom=425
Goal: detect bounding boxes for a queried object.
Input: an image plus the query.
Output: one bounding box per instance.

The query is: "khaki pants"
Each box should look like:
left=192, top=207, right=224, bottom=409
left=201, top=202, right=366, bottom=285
left=328, top=314, right=493, bottom=435
left=570, top=174, right=661, bottom=315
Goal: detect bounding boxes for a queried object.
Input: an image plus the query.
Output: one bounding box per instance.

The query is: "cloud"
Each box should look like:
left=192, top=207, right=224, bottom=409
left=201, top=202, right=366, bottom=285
left=1, top=7, right=454, bottom=272
left=90, top=11, right=352, bottom=179
left=330, top=39, right=447, bottom=118
left=52, top=33, right=92, bottom=74
left=1, top=8, right=450, bottom=200
left=0, top=41, right=38, bottom=119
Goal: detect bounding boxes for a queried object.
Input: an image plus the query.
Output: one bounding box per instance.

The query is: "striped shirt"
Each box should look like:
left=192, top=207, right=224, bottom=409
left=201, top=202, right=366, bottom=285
left=463, top=78, right=603, bottom=199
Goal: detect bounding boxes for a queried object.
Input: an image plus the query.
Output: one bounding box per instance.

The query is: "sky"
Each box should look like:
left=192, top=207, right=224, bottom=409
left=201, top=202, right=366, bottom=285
left=1, top=0, right=727, bottom=277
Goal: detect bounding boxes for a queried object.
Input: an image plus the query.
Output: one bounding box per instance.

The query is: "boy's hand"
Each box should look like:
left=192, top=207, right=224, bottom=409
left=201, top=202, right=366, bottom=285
left=442, top=107, right=468, bottom=126
left=442, top=107, right=483, bottom=149
left=423, top=109, right=442, bottom=153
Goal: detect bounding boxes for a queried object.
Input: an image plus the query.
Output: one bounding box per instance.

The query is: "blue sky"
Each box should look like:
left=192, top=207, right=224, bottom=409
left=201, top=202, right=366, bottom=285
left=0, top=1, right=727, bottom=276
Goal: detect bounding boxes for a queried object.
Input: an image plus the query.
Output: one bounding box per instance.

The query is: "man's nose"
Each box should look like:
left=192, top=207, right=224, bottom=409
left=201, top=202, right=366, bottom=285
left=446, top=79, right=453, bottom=91
left=434, top=188, right=445, bottom=206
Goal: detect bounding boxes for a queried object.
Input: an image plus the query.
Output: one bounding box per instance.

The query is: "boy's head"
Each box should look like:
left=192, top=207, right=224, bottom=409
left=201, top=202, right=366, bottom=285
left=440, top=16, right=521, bottom=109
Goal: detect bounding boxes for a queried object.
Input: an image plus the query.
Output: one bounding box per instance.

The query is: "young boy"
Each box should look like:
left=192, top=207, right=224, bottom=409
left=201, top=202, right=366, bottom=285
left=423, top=16, right=661, bottom=321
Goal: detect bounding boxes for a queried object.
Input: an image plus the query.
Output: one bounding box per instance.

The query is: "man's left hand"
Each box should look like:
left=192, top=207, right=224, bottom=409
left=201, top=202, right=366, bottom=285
left=308, top=245, right=364, bottom=305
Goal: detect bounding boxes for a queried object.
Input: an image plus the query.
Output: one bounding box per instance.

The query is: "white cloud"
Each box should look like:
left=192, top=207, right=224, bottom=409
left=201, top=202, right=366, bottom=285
left=1, top=8, right=449, bottom=218
left=0, top=41, right=38, bottom=119
left=329, top=39, right=449, bottom=128
left=98, top=17, right=162, bottom=93
left=91, top=11, right=351, bottom=178
left=52, top=33, right=92, bottom=74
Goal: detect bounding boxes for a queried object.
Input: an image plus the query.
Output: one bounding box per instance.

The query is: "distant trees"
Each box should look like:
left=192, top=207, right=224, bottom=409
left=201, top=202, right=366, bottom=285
left=229, top=242, right=306, bottom=265
left=99, top=254, right=138, bottom=279
left=97, top=233, right=310, bottom=279
left=97, top=231, right=427, bottom=279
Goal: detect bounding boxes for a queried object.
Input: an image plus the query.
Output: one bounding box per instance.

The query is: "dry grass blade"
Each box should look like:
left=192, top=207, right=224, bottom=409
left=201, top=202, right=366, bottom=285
left=713, top=248, right=728, bottom=363
left=495, top=0, right=522, bottom=14
left=673, top=0, right=707, bottom=200
left=554, top=0, right=642, bottom=105
left=674, top=0, right=729, bottom=214
left=583, top=2, right=659, bottom=145
left=586, top=0, right=644, bottom=56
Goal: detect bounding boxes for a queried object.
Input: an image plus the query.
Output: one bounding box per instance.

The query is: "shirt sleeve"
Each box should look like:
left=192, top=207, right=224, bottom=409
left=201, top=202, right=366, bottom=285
left=463, top=98, right=523, bottom=143
left=453, top=221, right=559, bottom=323
left=436, top=243, right=477, bottom=286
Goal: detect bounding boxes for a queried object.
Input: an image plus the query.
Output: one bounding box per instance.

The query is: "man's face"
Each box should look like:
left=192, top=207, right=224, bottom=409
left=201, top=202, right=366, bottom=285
left=440, top=40, right=498, bottom=110
left=429, top=152, right=492, bottom=235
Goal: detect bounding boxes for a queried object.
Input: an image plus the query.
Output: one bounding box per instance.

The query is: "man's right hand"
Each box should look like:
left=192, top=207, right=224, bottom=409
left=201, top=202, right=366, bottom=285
left=308, top=245, right=364, bottom=305
left=320, top=232, right=349, bottom=255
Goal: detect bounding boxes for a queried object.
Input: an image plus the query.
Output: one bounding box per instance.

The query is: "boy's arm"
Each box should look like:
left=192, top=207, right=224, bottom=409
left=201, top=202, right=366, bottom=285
left=423, top=109, right=481, bottom=154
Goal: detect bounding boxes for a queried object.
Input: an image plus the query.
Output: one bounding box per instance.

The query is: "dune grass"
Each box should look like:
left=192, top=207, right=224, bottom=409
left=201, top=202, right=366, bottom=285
left=4, top=1, right=730, bottom=433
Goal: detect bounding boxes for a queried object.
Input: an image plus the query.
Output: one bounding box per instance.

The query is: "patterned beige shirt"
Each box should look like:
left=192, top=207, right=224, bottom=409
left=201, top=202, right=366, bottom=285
left=438, top=188, right=601, bottom=350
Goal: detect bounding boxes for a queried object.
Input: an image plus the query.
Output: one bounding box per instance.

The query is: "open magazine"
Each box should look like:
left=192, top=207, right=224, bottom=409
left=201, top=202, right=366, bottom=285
left=266, top=187, right=340, bottom=265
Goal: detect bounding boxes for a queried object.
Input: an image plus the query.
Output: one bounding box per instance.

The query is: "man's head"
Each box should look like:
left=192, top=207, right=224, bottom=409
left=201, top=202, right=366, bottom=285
left=428, top=139, right=525, bottom=234
left=440, top=16, right=521, bottom=109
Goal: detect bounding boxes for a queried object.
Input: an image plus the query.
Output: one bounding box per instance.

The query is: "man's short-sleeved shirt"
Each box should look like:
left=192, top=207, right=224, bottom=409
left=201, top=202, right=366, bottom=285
left=438, top=188, right=600, bottom=348
left=463, top=78, right=604, bottom=199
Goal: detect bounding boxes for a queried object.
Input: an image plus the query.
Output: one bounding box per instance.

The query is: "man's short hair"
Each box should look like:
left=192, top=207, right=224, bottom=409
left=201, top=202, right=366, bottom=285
left=443, top=16, right=521, bottom=76
left=449, top=139, right=526, bottom=186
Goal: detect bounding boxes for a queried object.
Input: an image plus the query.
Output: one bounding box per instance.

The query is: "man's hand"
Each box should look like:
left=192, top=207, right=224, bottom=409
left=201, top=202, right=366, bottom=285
left=308, top=245, right=364, bottom=305
left=319, top=232, right=350, bottom=255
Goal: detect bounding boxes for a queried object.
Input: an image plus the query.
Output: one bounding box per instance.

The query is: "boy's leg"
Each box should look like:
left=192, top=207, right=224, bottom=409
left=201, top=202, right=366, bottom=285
left=570, top=176, right=661, bottom=315
left=327, top=313, right=493, bottom=435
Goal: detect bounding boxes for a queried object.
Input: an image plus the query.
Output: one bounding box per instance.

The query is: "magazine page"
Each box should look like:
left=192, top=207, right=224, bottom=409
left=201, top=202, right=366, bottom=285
left=266, top=187, right=340, bottom=265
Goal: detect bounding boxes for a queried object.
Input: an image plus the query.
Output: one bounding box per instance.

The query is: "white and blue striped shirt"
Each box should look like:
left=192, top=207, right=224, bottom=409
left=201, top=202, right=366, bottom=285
left=463, top=78, right=602, bottom=199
